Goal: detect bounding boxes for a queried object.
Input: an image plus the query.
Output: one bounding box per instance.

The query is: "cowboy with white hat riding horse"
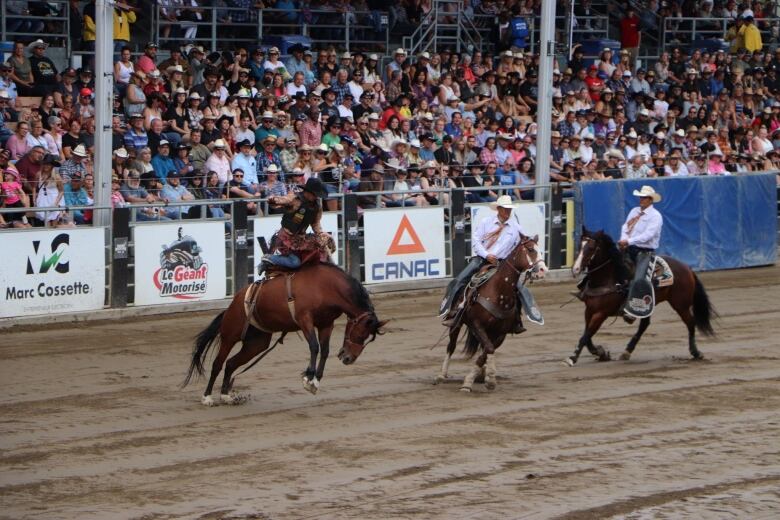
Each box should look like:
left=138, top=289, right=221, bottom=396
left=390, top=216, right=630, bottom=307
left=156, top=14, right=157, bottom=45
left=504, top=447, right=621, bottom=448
left=439, top=195, right=543, bottom=332
left=619, top=185, right=663, bottom=319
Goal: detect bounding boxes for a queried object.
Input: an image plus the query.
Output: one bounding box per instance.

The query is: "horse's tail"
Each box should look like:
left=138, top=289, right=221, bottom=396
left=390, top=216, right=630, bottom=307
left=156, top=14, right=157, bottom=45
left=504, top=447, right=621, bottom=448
left=182, top=310, right=225, bottom=387
left=692, top=274, right=717, bottom=337
left=462, top=330, right=480, bottom=359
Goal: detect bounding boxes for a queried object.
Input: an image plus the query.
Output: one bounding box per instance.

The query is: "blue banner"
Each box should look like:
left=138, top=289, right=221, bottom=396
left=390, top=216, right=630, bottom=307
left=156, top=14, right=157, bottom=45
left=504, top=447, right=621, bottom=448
left=574, top=174, right=777, bottom=270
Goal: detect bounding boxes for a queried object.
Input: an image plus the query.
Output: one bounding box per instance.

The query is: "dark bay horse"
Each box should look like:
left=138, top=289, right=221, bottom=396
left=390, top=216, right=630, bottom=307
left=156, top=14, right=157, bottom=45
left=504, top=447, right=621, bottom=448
left=183, top=263, right=388, bottom=405
left=567, top=228, right=716, bottom=366
left=436, top=236, right=547, bottom=392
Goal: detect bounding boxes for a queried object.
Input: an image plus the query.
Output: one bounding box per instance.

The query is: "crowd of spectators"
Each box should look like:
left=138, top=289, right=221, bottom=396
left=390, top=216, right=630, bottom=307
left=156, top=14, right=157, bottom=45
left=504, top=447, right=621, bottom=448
left=2, top=1, right=780, bottom=228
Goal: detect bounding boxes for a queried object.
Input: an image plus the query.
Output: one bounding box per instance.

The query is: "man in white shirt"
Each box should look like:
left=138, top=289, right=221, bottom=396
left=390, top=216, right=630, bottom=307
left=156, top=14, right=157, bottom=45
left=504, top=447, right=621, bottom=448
left=619, top=185, right=663, bottom=319
left=440, top=196, right=532, bottom=333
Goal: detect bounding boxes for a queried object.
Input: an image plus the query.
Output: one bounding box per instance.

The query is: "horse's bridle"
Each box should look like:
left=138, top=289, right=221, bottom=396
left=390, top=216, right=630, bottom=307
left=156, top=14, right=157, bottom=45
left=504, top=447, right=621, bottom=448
left=581, top=236, right=610, bottom=275
left=505, top=238, right=543, bottom=277
left=344, top=311, right=376, bottom=353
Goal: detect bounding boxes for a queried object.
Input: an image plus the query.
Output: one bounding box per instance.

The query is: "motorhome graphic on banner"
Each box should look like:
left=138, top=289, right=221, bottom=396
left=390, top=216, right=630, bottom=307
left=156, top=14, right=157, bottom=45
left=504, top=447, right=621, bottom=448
left=471, top=202, right=547, bottom=255
left=133, top=222, right=226, bottom=306
left=364, top=207, right=446, bottom=284
left=0, top=228, right=105, bottom=318
left=252, top=213, right=340, bottom=281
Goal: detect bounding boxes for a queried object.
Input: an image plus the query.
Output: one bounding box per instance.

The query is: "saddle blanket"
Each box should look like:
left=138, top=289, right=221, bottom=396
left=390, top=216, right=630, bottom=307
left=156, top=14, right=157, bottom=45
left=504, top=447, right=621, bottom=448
left=653, top=256, right=674, bottom=287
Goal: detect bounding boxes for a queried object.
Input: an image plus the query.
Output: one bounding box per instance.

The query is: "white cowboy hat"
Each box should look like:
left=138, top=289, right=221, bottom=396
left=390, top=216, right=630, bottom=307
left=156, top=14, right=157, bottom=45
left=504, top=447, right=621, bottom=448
left=632, top=185, right=662, bottom=202
left=213, top=139, right=227, bottom=149
left=72, top=144, right=88, bottom=157
left=384, top=157, right=402, bottom=170
left=265, top=164, right=279, bottom=173
left=489, top=195, right=514, bottom=210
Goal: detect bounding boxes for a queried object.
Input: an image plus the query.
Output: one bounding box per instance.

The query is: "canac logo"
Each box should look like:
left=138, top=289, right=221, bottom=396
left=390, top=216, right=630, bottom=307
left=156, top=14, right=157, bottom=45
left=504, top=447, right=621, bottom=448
left=372, top=213, right=440, bottom=280
left=153, top=228, right=208, bottom=299
left=27, top=234, right=69, bottom=274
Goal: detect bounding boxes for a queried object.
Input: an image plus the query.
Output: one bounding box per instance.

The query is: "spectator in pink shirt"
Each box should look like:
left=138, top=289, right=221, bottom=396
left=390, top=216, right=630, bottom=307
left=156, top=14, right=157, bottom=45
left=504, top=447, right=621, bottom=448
left=5, top=121, right=32, bottom=160
left=135, top=42, right=158, bottom=75
left=707, top=148, right=727, bottom=175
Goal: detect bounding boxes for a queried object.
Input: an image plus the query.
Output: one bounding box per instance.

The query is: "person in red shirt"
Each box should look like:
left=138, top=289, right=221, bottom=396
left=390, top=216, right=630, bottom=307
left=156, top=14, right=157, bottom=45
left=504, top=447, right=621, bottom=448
left=620, top=7, right=641, bottom=70
left=584, top=65, right=605, bottom=102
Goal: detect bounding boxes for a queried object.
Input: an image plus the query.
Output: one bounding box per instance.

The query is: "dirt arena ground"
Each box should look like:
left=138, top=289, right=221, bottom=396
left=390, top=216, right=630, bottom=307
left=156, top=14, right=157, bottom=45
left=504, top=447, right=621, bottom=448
left=1, top=264, right=779, bottom=520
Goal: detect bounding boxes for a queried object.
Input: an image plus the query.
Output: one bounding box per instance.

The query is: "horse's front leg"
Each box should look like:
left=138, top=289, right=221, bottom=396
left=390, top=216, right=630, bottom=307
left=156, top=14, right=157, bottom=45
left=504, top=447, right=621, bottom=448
left=566, top=307, right=610, bottom=366
left=299, top=316, right=320, bottom=395
left=467, top=324, right=501, bottom=391
left=435, top=322, right=462, bottom=384
left=313, top=324, right=333, bottom=392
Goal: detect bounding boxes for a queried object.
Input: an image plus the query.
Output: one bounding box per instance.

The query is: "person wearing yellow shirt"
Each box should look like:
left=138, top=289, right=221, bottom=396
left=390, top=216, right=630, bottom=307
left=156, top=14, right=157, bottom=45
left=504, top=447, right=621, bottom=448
left=740, top=14, right=763, bottom=53
left=82, top=1, right=136, bottom=54
left=725, top=18, right=745, bottom=54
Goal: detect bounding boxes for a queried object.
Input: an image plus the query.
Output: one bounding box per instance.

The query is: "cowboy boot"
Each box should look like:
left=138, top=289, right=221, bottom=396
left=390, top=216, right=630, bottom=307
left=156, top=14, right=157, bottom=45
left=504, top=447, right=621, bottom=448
left=513, top=310, right=527, bottom=334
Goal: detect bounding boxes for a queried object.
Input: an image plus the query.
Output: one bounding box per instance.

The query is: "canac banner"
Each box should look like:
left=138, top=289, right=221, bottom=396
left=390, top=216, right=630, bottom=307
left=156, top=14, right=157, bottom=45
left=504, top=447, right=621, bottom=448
left=471, top=202, right=546, bottom=255
left=0, top=228, right=105, bottom=318
left=364, top=207, right=446, bottom=284
left=252, top=213, right=340, bottom=280
left=133, top=222, right=226, bottom=306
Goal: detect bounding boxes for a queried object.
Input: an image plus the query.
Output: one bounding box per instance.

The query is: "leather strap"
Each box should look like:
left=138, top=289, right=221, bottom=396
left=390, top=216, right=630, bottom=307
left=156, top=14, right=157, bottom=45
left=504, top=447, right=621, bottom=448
left=476, top=295, right=515, bottom=320
left=286, top=274, right=298, bottom=325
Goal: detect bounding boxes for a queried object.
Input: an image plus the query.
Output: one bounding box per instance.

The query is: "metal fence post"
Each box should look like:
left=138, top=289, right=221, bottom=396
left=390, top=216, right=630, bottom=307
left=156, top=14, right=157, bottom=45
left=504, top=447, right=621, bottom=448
left=345, top=14, right=350, bottom=51
left=110, top=207, right=131, bottom=308
left=258, top=9, right=263, bottom=42
left=548, top=184, right=564, bottom=270
left=211, top=11, right=217, bottom=52
left=343, top=194, right=361, bottom=281
left=450, top=189, right=467, bottom=276
left=233, top=200, right=249, bottom=292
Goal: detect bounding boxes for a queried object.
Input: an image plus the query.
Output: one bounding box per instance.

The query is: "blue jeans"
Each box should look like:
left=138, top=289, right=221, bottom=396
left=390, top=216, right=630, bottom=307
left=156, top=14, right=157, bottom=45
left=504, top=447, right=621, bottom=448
left=268, top=253, right=301, bottom=269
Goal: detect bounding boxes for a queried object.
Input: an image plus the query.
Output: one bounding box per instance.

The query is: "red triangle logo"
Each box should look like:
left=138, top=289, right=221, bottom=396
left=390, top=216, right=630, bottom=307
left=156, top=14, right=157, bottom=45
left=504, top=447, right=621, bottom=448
left=387, top=215, right=426, bottom=255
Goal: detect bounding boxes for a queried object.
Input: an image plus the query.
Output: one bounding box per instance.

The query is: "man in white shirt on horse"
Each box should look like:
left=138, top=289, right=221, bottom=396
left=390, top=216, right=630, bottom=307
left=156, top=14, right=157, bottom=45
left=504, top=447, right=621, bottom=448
left=440, top=195, right=541, bottom=333
left=619, top=185, right=663, bottom=319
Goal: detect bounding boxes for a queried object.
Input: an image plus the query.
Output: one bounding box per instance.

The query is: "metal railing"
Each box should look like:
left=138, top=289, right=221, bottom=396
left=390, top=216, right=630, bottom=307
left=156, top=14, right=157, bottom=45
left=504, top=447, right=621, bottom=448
left=0, top=0, right=71, bottom=55
left=152, top=5, right=389, bottom=53
left=402, top=0, right=482, bottom=56
left=661, top=16, right=780, bottom=52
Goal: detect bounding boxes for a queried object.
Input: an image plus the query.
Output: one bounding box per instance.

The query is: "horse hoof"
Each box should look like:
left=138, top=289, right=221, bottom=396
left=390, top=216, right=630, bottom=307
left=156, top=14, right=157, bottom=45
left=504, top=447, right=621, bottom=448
left=302, top=377, right=319, bottom=395
left=598, top=351, right=612, bottom=362
left=201, top=395, right=217, bottom=407
left=221, top=392, right=249, bottom=405
left=620, top=351, right=631, bottom=361
left=460, top=386, right=472, bottom=393
left=485, top=381, right=496, bottom=391
left=434, top=374, right=446, bottom=385
left=563, top=357, right=576, bottom=367
left=692, top=352, right=705, bottom=361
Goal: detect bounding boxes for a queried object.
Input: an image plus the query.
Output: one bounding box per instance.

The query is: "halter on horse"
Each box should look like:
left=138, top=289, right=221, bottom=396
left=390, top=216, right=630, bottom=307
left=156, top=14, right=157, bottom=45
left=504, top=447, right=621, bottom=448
left=567, top=228, right=716, bottom=366
left=436, top=235, right=547, bottom=392
left=183, top=264, right=388, bottom=405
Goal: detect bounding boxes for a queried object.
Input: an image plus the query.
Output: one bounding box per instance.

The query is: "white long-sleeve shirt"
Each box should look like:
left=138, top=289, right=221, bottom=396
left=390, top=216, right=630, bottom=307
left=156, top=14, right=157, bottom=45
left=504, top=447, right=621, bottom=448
left=473, top=214, right=526, bottom=259
left=620, top=205, right=663, bottom=249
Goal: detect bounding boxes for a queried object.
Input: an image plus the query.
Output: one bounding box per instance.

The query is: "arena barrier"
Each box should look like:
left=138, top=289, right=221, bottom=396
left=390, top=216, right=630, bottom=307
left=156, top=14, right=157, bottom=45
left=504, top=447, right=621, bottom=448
left=574, top=173, right=778, bottom=271
left=0, top=185, right=575, bottom=320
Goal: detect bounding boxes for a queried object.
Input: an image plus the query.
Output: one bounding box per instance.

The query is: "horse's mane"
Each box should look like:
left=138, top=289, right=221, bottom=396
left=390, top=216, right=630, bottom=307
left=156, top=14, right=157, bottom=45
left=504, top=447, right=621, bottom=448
left=320, top=263, right=374, bottom=312
left=593, top=231, right=629, bottom=281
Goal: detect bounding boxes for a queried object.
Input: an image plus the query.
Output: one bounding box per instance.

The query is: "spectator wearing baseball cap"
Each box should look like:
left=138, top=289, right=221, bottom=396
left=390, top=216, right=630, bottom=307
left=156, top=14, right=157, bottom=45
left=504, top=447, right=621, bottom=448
left=151, top=140, right=176, bottom=182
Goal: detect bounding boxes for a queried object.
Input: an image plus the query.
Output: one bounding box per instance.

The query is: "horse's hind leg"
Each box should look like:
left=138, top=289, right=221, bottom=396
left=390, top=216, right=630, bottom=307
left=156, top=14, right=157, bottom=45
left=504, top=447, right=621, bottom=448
left=620, top=317, right=651, bottom=361
left=464, top=325, right=500, bottom=391
left=202, top=339, right=235, bottom=406
left=219, top=330, right=272, bottom=404
left=435, top=324, right=461, bottom=384
left=671, top=298, right=704, bottom=360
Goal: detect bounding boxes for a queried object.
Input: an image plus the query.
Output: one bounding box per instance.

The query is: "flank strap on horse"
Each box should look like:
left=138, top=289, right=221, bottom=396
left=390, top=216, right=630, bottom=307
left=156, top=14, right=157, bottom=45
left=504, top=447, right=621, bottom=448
left=285, top=274, right=298, bottom=326
left=242, top=282, right=271, bottom=340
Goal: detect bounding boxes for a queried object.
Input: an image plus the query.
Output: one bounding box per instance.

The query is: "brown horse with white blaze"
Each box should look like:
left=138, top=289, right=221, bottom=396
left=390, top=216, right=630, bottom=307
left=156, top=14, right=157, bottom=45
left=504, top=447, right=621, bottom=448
left=436, top=235, right=547, bottom=392
left=568, top=228, right=716, bottom=366
left=183, top=264, right=388, bottom=405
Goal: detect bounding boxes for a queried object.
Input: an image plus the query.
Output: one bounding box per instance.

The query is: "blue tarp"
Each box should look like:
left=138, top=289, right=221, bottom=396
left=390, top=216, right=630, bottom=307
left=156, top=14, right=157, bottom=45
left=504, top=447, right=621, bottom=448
left=574, top=174, right=777, bottom=271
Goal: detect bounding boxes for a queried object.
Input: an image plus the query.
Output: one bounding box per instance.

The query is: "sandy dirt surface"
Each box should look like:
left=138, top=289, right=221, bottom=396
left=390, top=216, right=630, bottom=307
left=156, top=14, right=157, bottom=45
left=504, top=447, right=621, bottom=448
left=1, top=265, right=779, bottom=520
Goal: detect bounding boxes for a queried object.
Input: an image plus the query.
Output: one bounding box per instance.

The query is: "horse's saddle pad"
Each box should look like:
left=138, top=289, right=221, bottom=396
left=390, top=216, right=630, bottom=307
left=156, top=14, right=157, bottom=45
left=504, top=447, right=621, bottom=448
left=469, top=265, right=498, bottom=289
left=653, top=257, right=674, bottom=287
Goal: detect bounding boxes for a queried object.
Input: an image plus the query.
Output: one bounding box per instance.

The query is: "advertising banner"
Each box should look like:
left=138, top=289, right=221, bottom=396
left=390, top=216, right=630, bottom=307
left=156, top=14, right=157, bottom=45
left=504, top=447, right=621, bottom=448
left=0, top=228, right=106, bottom=318
left=133, top=222, right=227, bottom=306
left=363, top=207, right=446, bottom=284
left=470, top=202, right=547, bottom=255
left=252, top=213, right=340, bottom=280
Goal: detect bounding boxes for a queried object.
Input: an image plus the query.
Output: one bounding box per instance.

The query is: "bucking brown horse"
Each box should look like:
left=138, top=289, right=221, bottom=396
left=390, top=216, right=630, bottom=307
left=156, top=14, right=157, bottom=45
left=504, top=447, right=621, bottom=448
left=183, top=263, right=388, bottom=405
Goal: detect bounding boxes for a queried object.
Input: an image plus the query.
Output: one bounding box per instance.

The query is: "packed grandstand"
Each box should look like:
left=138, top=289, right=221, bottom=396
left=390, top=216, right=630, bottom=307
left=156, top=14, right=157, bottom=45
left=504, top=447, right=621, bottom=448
left=1, top=0, right=780, bottom=227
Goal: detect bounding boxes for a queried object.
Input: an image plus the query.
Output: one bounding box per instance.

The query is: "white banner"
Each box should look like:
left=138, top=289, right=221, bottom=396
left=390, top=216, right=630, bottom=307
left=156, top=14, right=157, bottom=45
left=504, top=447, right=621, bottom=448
left=133, top=222, right=227, bottom=306
left=364, top=207, right=446, bottom=284
left=252, top=213, right=339, bottom=280
left=470, top=202, right=547, bottom=255
left=0, top=228, right=106, bottom=318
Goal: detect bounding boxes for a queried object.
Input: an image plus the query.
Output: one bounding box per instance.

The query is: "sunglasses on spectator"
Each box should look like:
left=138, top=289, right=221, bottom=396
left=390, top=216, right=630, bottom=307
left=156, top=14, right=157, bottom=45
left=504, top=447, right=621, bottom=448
left=233, top=173, right=244, bottom=178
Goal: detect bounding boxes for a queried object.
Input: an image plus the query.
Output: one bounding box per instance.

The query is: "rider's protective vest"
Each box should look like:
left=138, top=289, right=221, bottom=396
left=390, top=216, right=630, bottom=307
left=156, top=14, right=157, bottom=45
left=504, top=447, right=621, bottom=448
left=281, top=193, right=319, bottom=234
